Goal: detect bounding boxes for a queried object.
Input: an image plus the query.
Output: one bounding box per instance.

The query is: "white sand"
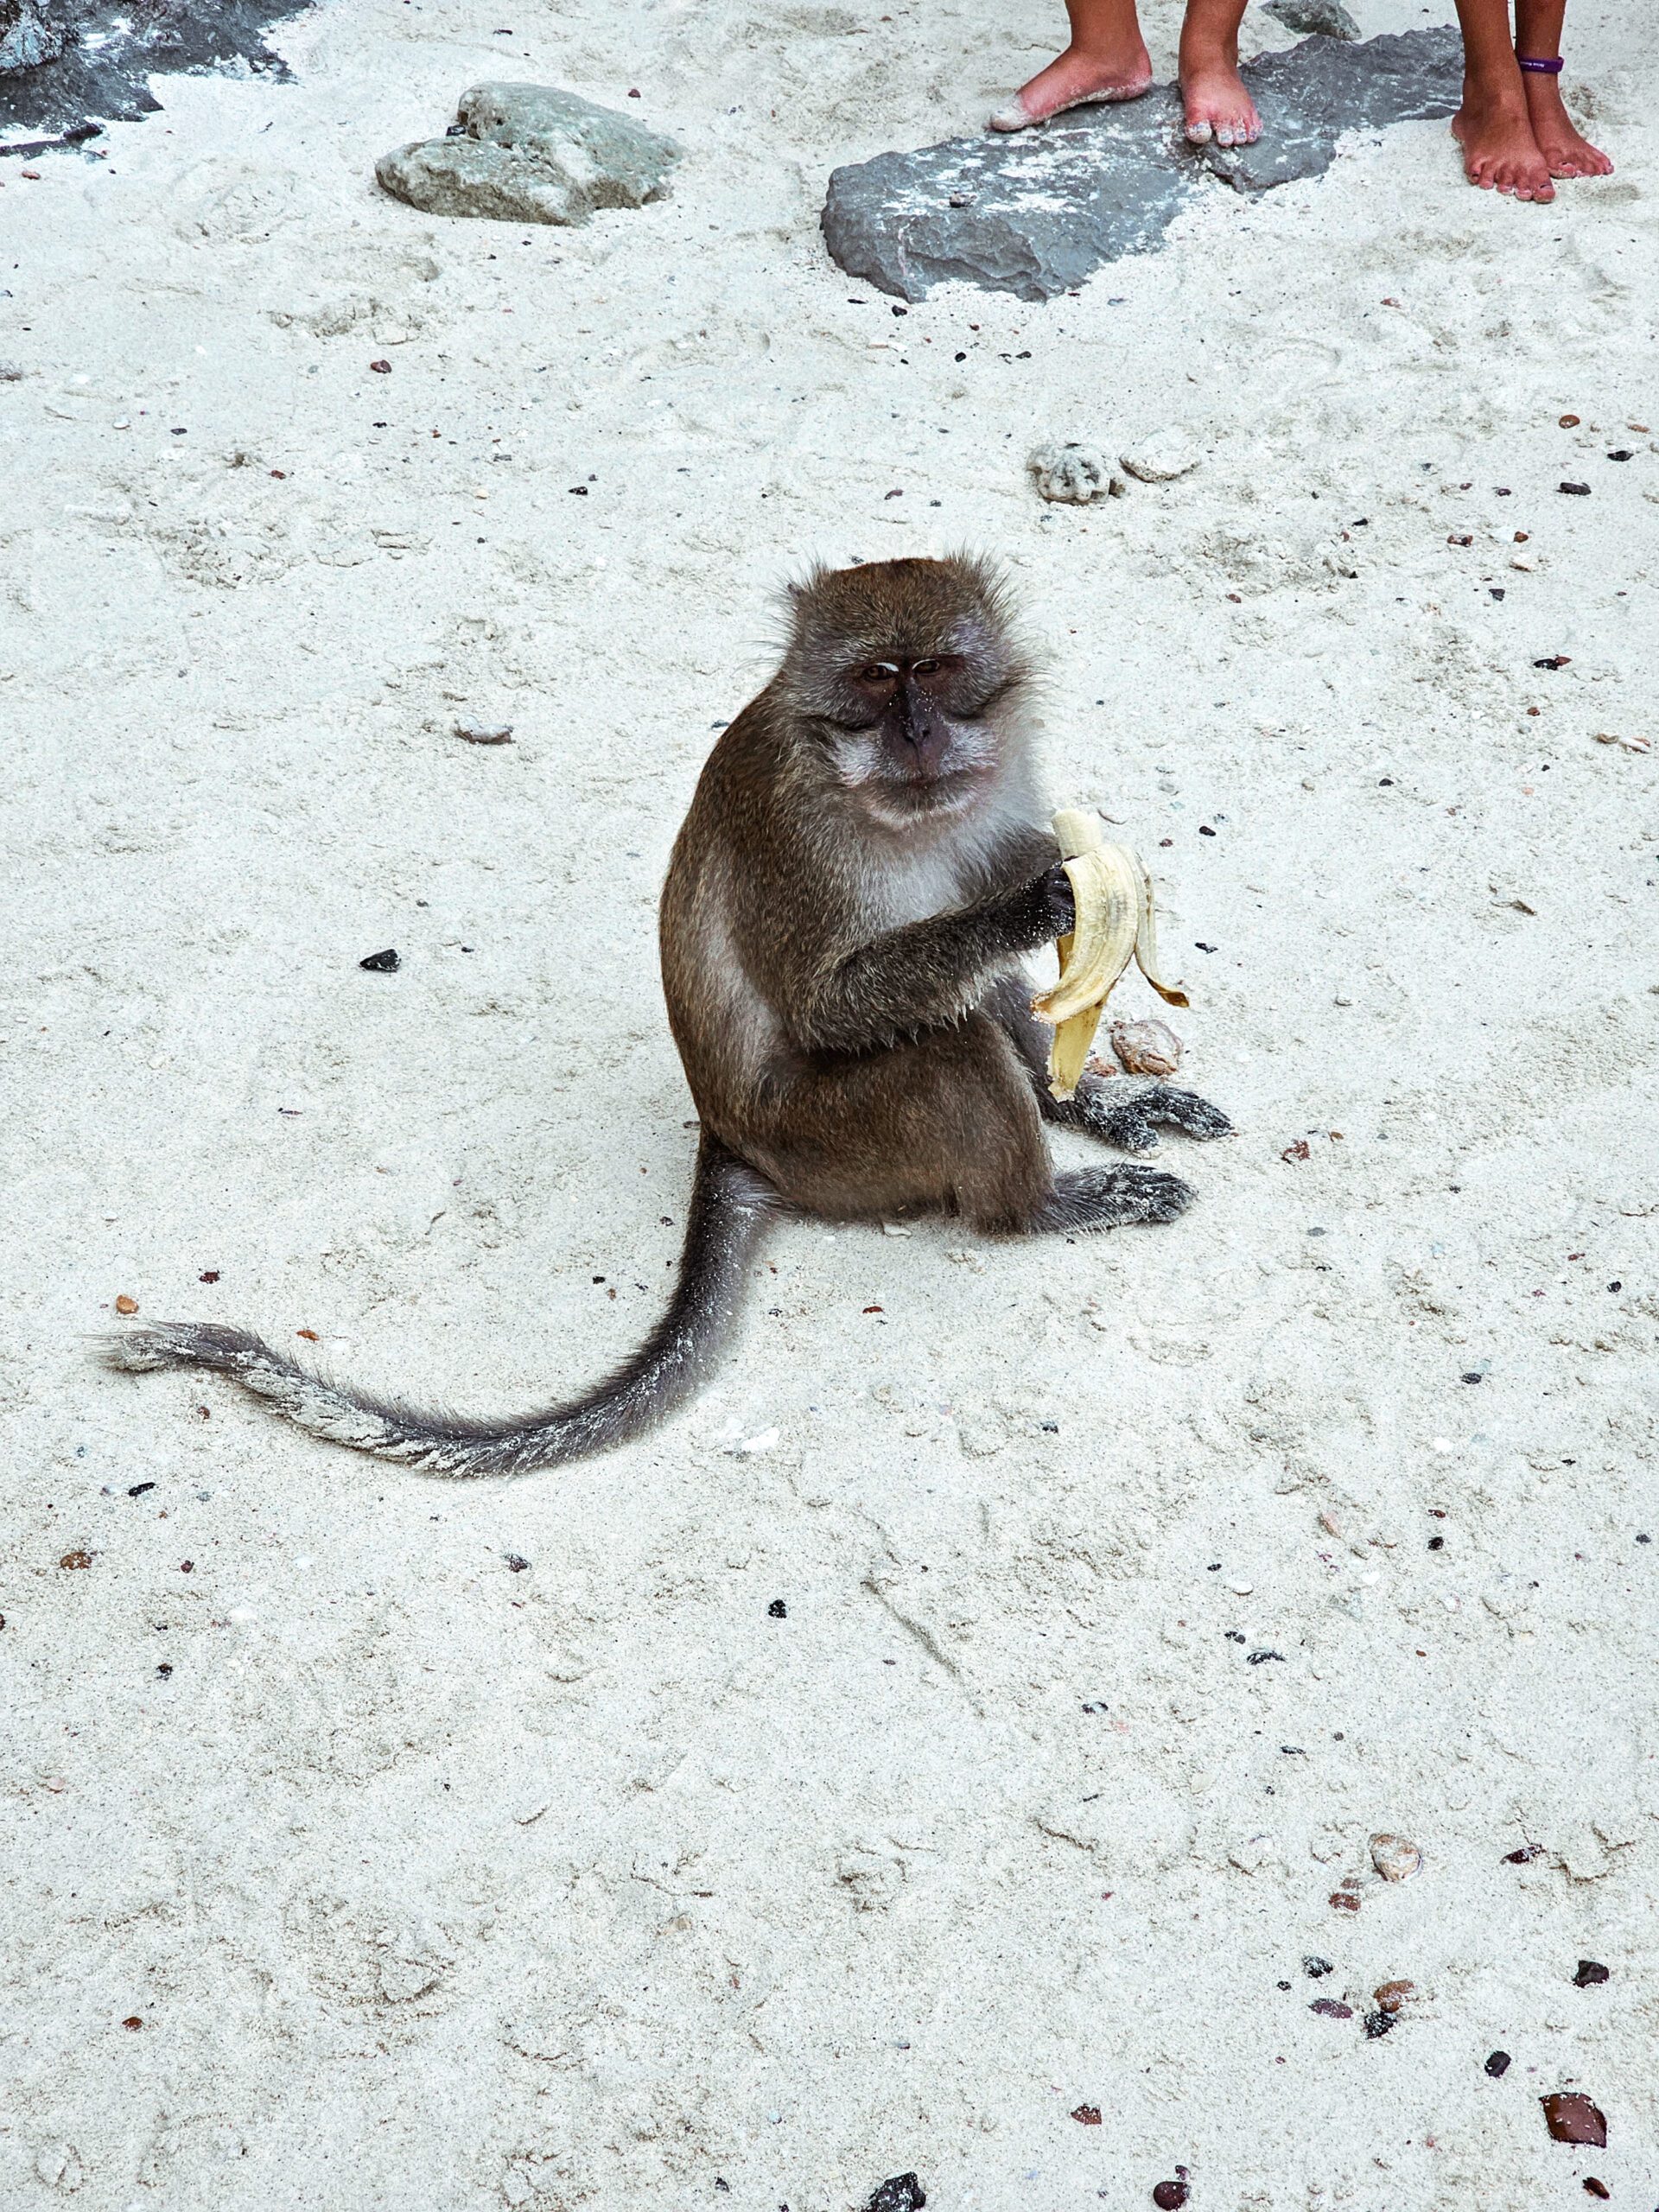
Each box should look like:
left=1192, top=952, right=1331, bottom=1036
left=3, top=0, right=1656, bottom=2203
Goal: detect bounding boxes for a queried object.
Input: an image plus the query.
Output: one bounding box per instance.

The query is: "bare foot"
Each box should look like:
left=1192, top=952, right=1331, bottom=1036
left=1178, top=0, right=1260, bottom=147
left=1179, top=60, right=1260, bottom=145
left=988, top=35, right=1153, bottom=131
left=1521, top=73, right=1613, bottom=178
left=1451, top=93, right=1555, bottom=200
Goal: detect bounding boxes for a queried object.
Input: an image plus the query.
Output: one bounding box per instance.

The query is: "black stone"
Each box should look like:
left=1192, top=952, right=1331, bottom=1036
left=862, top=2178, right=925, bottom=2212
left=1, top=1, right=311, bottom=144
left=1484, top=2050, right=1511, bottom=2076
left=821, top=29, right=1460, bottom=301
left=359, top=948, right=401, bottom=972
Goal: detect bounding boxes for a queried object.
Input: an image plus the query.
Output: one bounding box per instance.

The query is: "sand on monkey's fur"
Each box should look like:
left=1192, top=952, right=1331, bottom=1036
left=2, top=1, right=1653, bottom=2206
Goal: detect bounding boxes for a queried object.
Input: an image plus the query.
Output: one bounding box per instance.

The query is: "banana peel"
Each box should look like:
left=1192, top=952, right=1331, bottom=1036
left=1032, top=807, right=1189, bottom=1100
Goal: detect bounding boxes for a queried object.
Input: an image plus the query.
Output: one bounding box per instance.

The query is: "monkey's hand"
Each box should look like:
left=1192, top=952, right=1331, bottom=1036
left=1004, top=862, right=1077, bottom=948
left=1075, top=1079, right=1233, bottom=1154
left=798, top=866, right=1081, bottom=1055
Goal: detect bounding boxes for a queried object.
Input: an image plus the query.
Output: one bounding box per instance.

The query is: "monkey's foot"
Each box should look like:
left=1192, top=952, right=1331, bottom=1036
left=1034, top=1162, right=1194, bottom=1232
left=1077, top=1080, right=1233, bottom=1154
left=988, top=36, right=1154, bottom=132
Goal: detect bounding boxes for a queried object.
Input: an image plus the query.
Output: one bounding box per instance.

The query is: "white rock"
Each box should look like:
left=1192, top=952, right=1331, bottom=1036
left=1120, top=429, right=1202, bottom=483
left=1369, top=1832, right=1423, bottom=1881
left=1028, top=439, right=1122, bottom=505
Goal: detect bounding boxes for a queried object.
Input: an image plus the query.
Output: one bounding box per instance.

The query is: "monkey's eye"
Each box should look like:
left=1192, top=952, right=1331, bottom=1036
left=855, top=661, right=900, bottom=683
left=911, top=658, right=941, bottom=677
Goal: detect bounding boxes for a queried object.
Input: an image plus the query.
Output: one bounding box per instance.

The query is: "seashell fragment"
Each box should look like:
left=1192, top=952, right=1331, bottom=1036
left=1370, top=1833, right=1423, bottom=1882
left=1109, top=1016, right=1184, bottom=1077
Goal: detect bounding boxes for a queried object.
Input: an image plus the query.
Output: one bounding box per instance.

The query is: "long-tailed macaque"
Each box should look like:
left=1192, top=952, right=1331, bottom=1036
left=107, top=556, right=1230, bottom=1475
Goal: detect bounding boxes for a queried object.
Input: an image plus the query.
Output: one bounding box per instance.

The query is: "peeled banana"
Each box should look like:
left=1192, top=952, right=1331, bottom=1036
left=1031, top=807, right=1189, bottom=1100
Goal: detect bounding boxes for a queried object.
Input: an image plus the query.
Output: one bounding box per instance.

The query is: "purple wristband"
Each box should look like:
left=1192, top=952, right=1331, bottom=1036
left=1516, top=52, right=1564, bottom=73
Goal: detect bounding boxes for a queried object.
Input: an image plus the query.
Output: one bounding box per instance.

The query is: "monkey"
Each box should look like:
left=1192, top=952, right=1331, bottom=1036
left=106, top=556, right=1230, bottom=1477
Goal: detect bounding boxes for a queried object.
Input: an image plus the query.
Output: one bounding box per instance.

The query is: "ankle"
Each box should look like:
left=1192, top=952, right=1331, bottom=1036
left=1065, top=29, right=1149, bottom=69
left=1460, top=65, right=1527, bottom=117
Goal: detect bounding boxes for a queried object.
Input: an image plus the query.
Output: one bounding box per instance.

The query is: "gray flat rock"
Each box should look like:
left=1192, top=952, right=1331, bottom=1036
left=1206, top=25, right=1462, bottom=192
left=377, top=80, right=678, bottom=227
left=822, top=27, right=1460, bottom=301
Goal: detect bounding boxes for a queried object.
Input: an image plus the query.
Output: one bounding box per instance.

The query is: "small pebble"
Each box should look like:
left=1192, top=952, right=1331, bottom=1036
left=767, top=1598, right=787, bottom=1618
left=1370, top=1833, right=1423, bottom=1882
left=1303, top=1955, right=1333, bottom=1978
left=505, top=1554, right=531, bottom=1573
left=1573, top=1959, right=1610, bottom=1986
left=861, top=2176, right=925, bottom=2212
left=1374, top=1980, right=1414, bottom=2013
left=1310, top=1998, right=1353, bottom=2019
left=1109, top=1017, right=1183, bottom=1077
left=1583, top=2181, right=1610, bottom=2201
left=59, top=1551, right=92, bottom=1571
left=1071, top=2104, right=1103, bottom=2126
left=1559, top=481, right=1591, bottom=496
left=1152, top=2179, right=1190, bottom=2210
left=1541, top=2092, right=1607, bottom=2147
left=359, top=948, right=400, bottom=972
left=122, top=2016, right=143, bottom=2030
left=1485, top=2050, right=1511, bottom=2077
left=455, top=721, right=514, bottom=744
left=115, top=1294, right=138, bottom=1314
left=1362, top=2009, right=1395, bottom=2038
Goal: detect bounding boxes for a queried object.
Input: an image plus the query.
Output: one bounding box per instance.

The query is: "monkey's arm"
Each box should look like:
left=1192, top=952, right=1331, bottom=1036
left=794, top=864, right=1074, bottom=1054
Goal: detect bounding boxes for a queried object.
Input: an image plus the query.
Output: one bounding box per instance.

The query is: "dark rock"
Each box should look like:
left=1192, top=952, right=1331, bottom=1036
left=861, top=2178, right=925, bottom=2212
left=821, top=29, right=1459, bottom=301
left=1, top=0, right=72, bottom=73
left=1541, top=2092, right=1607, bottom=2147
left=0, top=0, right=309, bottom=143
left=378, top=81, right=678, bottom=226
left=1484, top=2050, right=1511, bottom=2076
left=1573, top=1959, right=1610, bottom=1986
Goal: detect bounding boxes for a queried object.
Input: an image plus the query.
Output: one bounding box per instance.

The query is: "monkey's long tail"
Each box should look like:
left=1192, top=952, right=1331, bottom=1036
left=100, top=1135, right=779, bottom=1478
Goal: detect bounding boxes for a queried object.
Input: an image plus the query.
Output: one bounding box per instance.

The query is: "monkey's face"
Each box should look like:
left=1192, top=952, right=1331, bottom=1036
left=783, top=557, right=1029, bottom=823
